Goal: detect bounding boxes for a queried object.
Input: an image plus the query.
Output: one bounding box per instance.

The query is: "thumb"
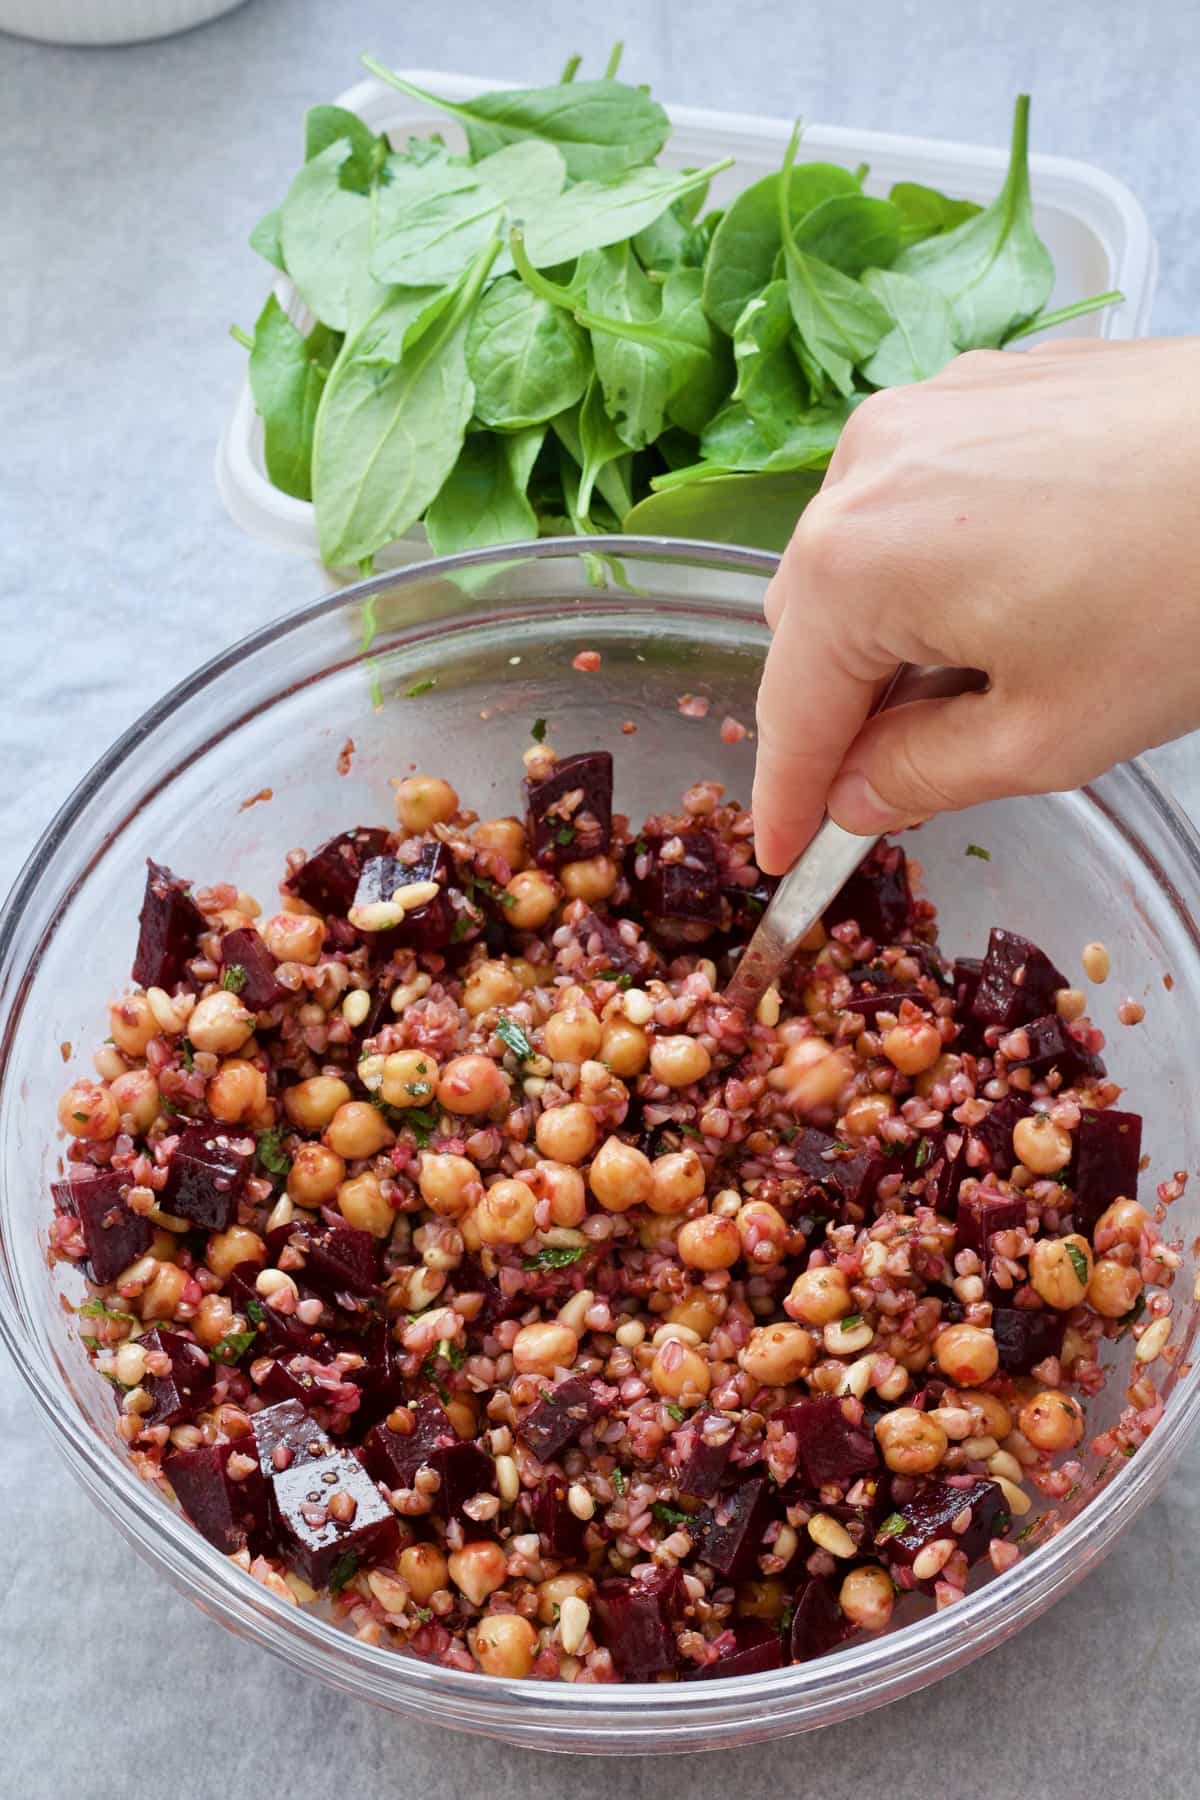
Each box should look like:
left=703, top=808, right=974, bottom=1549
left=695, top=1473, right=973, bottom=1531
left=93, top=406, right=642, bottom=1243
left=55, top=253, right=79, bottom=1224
left=827, top=691, right=1017, bottom=833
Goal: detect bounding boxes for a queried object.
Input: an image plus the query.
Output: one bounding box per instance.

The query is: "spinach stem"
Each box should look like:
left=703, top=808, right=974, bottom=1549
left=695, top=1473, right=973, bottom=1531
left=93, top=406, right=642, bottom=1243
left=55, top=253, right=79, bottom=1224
left=1005, top=289, right=1124, bottom=342
left=559, top=52, right=581, bottom=83
left=603, top=41, right=624, bottom=79
left=229, top=323, right=254, bottom=350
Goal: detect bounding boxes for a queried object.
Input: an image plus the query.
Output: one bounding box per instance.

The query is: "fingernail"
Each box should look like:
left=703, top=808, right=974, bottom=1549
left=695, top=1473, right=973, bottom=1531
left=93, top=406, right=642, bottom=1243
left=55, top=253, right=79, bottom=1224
left=827, top=770, right=902, bottom=835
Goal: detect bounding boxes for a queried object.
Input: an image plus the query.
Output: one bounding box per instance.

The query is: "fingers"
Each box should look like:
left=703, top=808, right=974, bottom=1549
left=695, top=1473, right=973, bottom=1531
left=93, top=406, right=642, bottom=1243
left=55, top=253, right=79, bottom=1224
left=826, top=692, right=1019, bottom=833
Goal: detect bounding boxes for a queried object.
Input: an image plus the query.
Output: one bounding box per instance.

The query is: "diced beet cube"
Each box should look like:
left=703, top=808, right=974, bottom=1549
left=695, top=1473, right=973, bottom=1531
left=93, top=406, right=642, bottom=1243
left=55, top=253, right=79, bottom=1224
left=291, top=1221, right=381, bottom=1300
left=526, top=751, right=613, bottom=870
left=165, top=1440, right=269, bottom=1554
left=593, top=1567, right=685, bottom=1677
left=1010, top=1014, right=1105, bottom=1085
left=1071, top=1107, right=1143, bottom=1235
left=349, top=1317, right=403, bottom=1403
left=788, top=1128, right=886, bottom=1214
left=433, top=1439, right=497, bottom=1525
left=251, top=1398, right=335, bottom=1476
left=53, top=1169, right=152, bottom=1285
left=270, top=1449, right=398, bottom=1586
left=968, top=1094, right=1030, bottom=1177
left=225, top=1263, right=324, bottom=1357
left=516, top=1375, right=617, bottom=1463
left=529, top=1475, right=587, bottom=1557
left=789, top=1577, right=852, bottom=1662
left=954, top=1190, right=1027, bottom=1263
left=725, top=871, right=778, bottom=935
left=686, top=1619, right=784, bottom=1680
left=628, top=826, right=723, bottom=926
left=354, top=842, right=459, bottom=951
left=162, top=1122, right=255, bottom=1231
left=843, top=987, right=928, bottom=1025
left=901, top=1130, right=966, bottom=1215
left=288, top=827, right=391, bottom=915
left=695, top=1477, right=774, bottom=1578
left=361, top=1395, right=456, bottom=1490
left=992, top=1305, right=1066, bottom=1375
left=878, top=1476, right=1010, bottom=1586
left=130, top=859, right=207, bottom=990
left=219, top=927, right=286, bottom=1010
left=672, top=1414, right=734, bottom=1501
left=776, top=1396, right=879, bottom=1488
left=140, top=1328, right=214, bottom=1429
left=453, top=1254, right=526, bottom=1327
left=824, top=842, right=911, bottom=944
left=259, top=1353, right=332, bottom=1410
left=952, top=957, right=983, bottom=1019
left=571, top=906, right=654, bottom=980
left=972, top=928, right=1067, bottom=1030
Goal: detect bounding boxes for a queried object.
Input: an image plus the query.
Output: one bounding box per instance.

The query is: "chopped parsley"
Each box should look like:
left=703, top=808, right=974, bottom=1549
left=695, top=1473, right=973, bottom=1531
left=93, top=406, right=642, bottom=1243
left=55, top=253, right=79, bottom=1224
left=965, top=844, right=991, bottom=861
left=839, top=1312, right=864, bottom=1330
left=1119, top=1291, right=1147, bottom=1330
left=597, top=969, right=632, bottom=989
left=181, top=1040, right=196, bottom=1071
left=160, top=1096, right=181, bottom=1116
left=914, top=1136, right=933, bottom=1170
left=611, top=1468, right=627, bottom=1496
left=523, top=1245, right=586, bottom=1270
left=677, top=1122, right=704, bottom=1140
left=328, top=1551, right=360, bottom=1594
left=744, top=895, right=765, bottom=916
left=496, top=1014, right=534, bottom=1062
left=245, top=1299, right=266, bottom=1326
left=779, top=1600, right=795, bottom=1634
left=72, top=1112, right=89, bottom=1123
left=406, top=677, right=438, bottom=697
left=255, top=1126, right=291, bottom=1179
left=413, top=1606, right=433, bottom=1623
left=1066, top=1242, right=1090, bottom=1287
left=665, top=1403, right=686, bottom=1422
left=650, top=1502, right=693, bottom=1528
left=555, top=824, right=576, bottom=847
left=209, top=1329, right=258, bottom=1365
left=530, top=718, right=547, bottom=743
left=877, top=1512, right=909, bottom=1539
left=77, top=1298, right=136, bottom=1326
left=449, top=911, right=475, bottom=943
left=221, top=964, right=248, bottom=993
left=405, top=1107, right=439, bottom=1148
left=832, top=1138, right=852, bottom=1153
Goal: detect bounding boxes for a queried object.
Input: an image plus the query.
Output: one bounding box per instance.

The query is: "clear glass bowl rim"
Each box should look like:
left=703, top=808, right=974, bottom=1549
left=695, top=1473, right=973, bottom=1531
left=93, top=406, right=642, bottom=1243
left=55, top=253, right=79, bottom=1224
left=2, top=534, right=1197, bottom=1748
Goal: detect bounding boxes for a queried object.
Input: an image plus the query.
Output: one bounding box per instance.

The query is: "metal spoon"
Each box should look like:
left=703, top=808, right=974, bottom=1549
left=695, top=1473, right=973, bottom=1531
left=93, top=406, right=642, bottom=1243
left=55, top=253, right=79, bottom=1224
left=724, top=664, right=986, bottom=1013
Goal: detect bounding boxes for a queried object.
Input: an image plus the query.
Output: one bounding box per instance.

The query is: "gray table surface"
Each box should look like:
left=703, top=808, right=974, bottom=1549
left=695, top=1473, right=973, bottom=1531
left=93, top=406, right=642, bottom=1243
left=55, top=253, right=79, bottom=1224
left=3, top=0, right=1200, bottom=1790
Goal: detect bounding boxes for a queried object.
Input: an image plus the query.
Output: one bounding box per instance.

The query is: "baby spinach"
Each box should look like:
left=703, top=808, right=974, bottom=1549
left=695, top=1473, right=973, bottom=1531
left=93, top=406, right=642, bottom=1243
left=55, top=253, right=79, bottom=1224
left=581, top=241, right=672, bottom=450
left=701, top=160, right=861, bottom=335
left=371, top=140, right=566, bottom=285
left=859, top=268, right=959, bottom=386
left=425, top=427, right=543, bottom=553
left=889, top=180, right=982, bottom=247
left=694, top=393, right=851, bottom=473
left=730, top=279, right=808, bottom=429
left=577, top=266, right=732, bottom=437
left=520, top=159, right=731, bottom=269
left=551, top=390, right=634, bottom=524
left=791, top=192, right=902, bottom=276
left=625, top=467, right=824, bottom=551
left=466, top=274, right=590, bottom=428
left=248, top=206, right=285, bottom=270
left=244, top=295, right=341, bottom=500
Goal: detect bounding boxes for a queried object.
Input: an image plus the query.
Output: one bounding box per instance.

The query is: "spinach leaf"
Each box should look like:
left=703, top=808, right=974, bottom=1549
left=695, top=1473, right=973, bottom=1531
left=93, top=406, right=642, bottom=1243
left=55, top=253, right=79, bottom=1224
left=371, top=141, right=566, bottom=285
left=624, top=467, right=823, bottom=550
left=312, top=234, right=500, bottom=567
left=425, top=427, right=543, bottom=553
left=578, top=267, right=732, bottom=438
left=575, top=375, right=633, bottom=519
left=248, top=207, right=285, bottom=271
left=466, top=274, right=590, bottom=429
left=303, top=104, right=387, bottom=176
left=860, top=268, right=959, bottom=386
left=633, top=187, right=710, bottom=273
left=361, top=57, right=670, bottom=181
left=889, top=180, right=983, bottom=247
left=894, top=96, right=1054, bottom=348
left=581, top=241, right=671, bottom=450
left=694, top=394, right=851, bottom=472
left=792, top=192, right=902, bottom=276
left=778, top=128, right=891, bottom=396
left=245, top=294, right=341, bottom=500
left=702, top=161, right=861, bottom=335
left=730, top=280, right=808, bottom=429
left=520, top=159, right=730, bottom=269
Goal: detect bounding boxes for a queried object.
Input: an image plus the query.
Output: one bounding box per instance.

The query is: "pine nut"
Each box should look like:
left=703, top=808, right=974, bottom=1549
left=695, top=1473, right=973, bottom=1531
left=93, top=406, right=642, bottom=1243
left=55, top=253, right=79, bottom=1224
left=266, top=1195, right=295, bottom=1232
left=391, top=880, right=441, bottom=911
left=115, top=1343, right=147, bottom=1387
left=557, top=1288, right=595, bottom=1335
left=391, top=973, right=432, bottom=1013
left=962, top=1434, right=999, bottom=1460
left=349, top=900, right=408, bottom=932
left=567, top=1482, right=595, bottom=1521
left=559, top=1595, right=590, bottom=1655
left=755, top=986, right=782, bottom=1028
left=911, top=1537, right=955, bottom=1581
left=256, top=1268, right=298, bottom=1300
left=773, top=1523, right=799, bottom=1566
left=840, top=1355, right=875, bottom=1399
left=1136, top=1315, right=1172, bottom=1362
left=987, top=1449, right=1025, bottom=1485
left=494, top=1454, right=520, bottom=1505
left=652, top=1321, right=701, bottom=1347
left=622, top=988, right=653, bottom=1025
left=995, top=1475, right=1032, bottom=1517
left=808, top=1513, right=856, bottom=1558
left=1082, top=941, right=1110, bottom=983
left=615, top=1319, right=645, bottom=1348
left=342, top=989, right=371, bottom=1027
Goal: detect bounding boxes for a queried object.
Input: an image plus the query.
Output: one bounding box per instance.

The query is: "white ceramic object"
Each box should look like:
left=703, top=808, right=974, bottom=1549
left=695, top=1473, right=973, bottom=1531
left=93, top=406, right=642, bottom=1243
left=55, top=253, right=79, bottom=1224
left=215, top=70, right=1160, bottom=575
left=0, top=0, right=245, bottom=45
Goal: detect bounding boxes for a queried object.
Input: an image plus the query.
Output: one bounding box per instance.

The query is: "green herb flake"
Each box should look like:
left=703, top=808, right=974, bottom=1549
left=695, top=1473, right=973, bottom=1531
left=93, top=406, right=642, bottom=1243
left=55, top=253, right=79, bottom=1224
left=523, top=1245, right=586, bottom=1270
left=878, top=1512, right=910, bottom=1539
left=413, top=1606, right=433, bottom=1623
left=77, top=1298, right=137, bottom=1326
left=160, top=1097, right=181, bottom=1116
left=181, top=1040, right=196, bottom=1072
left=245, top=1300, right=266, bottom=1326
left=405, top=1107, right=440, bottom=1148
left=406, top=677, right=438, bottom=697
left=496, top=1014, right=534, bottom=1062
left=1066, top=1243, right=1090, bottom=1287
left=256, top=1127, right=291, bottom=1178
left=1121, top=1444, right=1137, bottom=1459
left=221, top=964, right=248, bottom=993
left=328, top=1551, right=360, bottom=1594
left=555, top=824, right=577, bottom=846
left=81, top=1335, right=101, bottom=1353
left=209, top=1329, right=258, bottom=1365
left=965, top=844, right=991, bottom=861
left=1119, top=1291, right=1147, bottom=1330
left=665, top=1402, right=686, bottom=1422
left=914, top=1136, right=933, bottom=1170
left=531, top=718, right=548, bottom=742
left=839, top=1312, right=864, bottom=1330
left=611, top=1468, right=627, bottom=1496
left=650, top=1501, right=692, bottom=1527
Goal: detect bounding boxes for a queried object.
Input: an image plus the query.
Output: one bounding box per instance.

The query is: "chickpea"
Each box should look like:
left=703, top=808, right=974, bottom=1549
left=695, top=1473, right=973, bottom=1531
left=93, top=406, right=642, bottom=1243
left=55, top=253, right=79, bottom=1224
left=323, top=1101, right=395, bottom=1160
left=1093, top=1198, right=1149, bottom=1249
left=1028, top=1233, right=1093, bottom=1310
left=1018, top=1389, right=1086, bottom=1452
left=288, top=1143, right=345, bottom=1208
left=667, top=1291, right=724, bottom=1339
left=531, top=1160, right=586, bottom=1228
left=399, top=1542, right=449, bottom=1604
left=418, top=1152, right=480, bottom=1217
left=536, top=1571, right=592, bottom=1626
left=637, top=1213, right=681, bottom=1254
left=649, top=1035, right=712, bottom=1089
left=337, top=1172, right=394, bottom=1238
left=600, top=1018, right=649, bottom=1077
left=141, top=1260, right=188, bottom=1321
left=261, top=911, right=325, bottom=965
left=560, top=856, right=618, bottom=903
left=649, top=1338, right=710, bottom=1403
left=786, top=1265, right=851, bottom=1327
left=380, top=1049, right=440, bottom=1109
left=648, top=1148, right=706, bottom=1216
left=193, top=1292, right=235, bottom=1348
left=473, top=1612, right=537, bottom=1678
left=948, top=1390, right=1012, bottom=1440
left=472, top=817, right=528, bottom=871
left=739, top=1322, right=817, bottom=1386
left=206, top=1059, right=266, bottom=1124
left=934, top=1322, right=999, bottom=1387
left=502, top=868, right=559, bottom=930
left=110, top=1068, right=161, bottom=1133
left=1087, top=1257, right=1144, bottom=1319
left=838, top=1565, right=894, bottom=1632
left=512, top=1321, right=579, bottom=1376
left=677, top=1212, right=740, bottom=1271
left=187, top=990, right=254, bottom=1056
left=535, top=1102, right=598, bottom=1165
left=284, top=1075, right=352, bottom=1131
left=205, top=1225, right=267, bottom=1280
left=915, top=1051, right=961, bottom=1099
left=783, top=1039, right=850, bottom=1112
left=447, top=1540, right=507, bottom=1607
left=841, top=1093, right=894, bottom=1139
left=881, top=1017, right=943, bottom=1076
left=736, top=1199, right=788, bottom=1266
left=438, top=1054, right=509, bottom=1117
left=395, top=774, right=458, bottom=833
left=476, top=1177, right=537, bottom=1246
left=58, top=1080, right=120, bottom=1140
left=588, top=1135, right=653, bottom=1212
left=462, top=961, right=521, bottom=1019
left=1013, top=1114, right=1073, bottom=1176
left=544, top=1005, right=603, bottom=1065
left=875, top=1406, right=948, bottom=1474
left=109, top=993, right=158, bottom=1058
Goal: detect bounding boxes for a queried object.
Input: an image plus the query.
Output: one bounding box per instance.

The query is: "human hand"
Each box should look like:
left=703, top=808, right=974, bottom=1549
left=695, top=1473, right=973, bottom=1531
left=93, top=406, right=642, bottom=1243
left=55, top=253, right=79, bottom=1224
left=751, top=338, right=1200, bottom=875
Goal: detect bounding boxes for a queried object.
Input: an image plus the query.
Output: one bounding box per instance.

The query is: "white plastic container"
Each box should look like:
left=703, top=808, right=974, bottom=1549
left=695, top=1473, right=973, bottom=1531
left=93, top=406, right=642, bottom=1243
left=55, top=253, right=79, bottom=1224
left=216, top=71, right=1159, bottom=575
left=0, top=0, right=246, bottom=45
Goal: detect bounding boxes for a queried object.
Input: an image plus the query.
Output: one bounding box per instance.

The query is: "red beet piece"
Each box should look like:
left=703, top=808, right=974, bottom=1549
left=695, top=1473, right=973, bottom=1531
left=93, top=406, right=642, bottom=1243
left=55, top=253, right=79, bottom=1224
left=776, top=1396, right=879, bottom=1488
left=1010, top=1013, right=1105, bottom=1084
left=251, top=1398, right=335, bottom=1475
left=788, top=1127, right=886, bottom=1214
left=971, top=928, right=1067, bottom=1030
left=686, top=1619, right=784, bottom=1680
left=432, top=1439, right=498, bottom=1525
left=954, top=1190, right=1027, bottom=1264
left=529, top=1474, right=588, bottom=1557
left=901, top=1130, right=966, bottom=1214
left=843, top=987, right=928, bottom=1025
left=226, top=1263, right=323, bottom=1358
left=130, top=859, right=207, bottom=990
left=354, top=843, right=459, bottom=951
left=824, top=842, right=911, bottom=944
left=259, top=1353, right=334, bottom=1410
left=593, top=1566, right=685, bottom=1677
left=288, top=827, right=390, bottom=915
left=672, top=1413, right=734, bottom=1501
left=628, top=827, right=723, bottom=925
left=878, top=1476, right=1010, bottom=1587
left=53, top=1169, right=152, bottom=1286
left=725, top=871, right=778, bottom=935
left=968, top=1094, right=1031, bottom=1177
left=286, top=1220, right=381, bottom=1300
left=361, top=1395, right=457, bottom=1490
left=515, top=1374, right=617, bottom=1462
left=270, top=1449, right=398, bottom=1586
left=1071, top=1107, right=1143, bottom=1234
left=162, top=1122, right=255, bottom=1231
left=992, top=1305, right=1066, bottom=1375
left=694, top=1477, right=774, bottom=1578
left=219, top=927, right=286, bottom=1010
left=571, top=906, right=654, bottom=980
left=526, top=751, right=613, bottom=869
left=789, top=1577, right=852, bottom=1662
left=165, top=1440, right=269, bottom=1554
left=139, top=1328, right=215, bottom=1429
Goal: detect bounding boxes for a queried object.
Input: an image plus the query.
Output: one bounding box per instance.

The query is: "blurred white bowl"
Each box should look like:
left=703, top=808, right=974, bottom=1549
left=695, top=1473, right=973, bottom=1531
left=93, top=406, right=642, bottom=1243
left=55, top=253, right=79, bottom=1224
left=0, top=0, right=246, bottom=45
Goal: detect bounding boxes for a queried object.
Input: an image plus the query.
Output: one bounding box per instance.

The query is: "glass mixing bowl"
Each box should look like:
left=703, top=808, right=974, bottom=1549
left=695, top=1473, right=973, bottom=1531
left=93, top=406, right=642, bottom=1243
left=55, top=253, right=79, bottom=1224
left=2, top=538, right=1198, bottom=1753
